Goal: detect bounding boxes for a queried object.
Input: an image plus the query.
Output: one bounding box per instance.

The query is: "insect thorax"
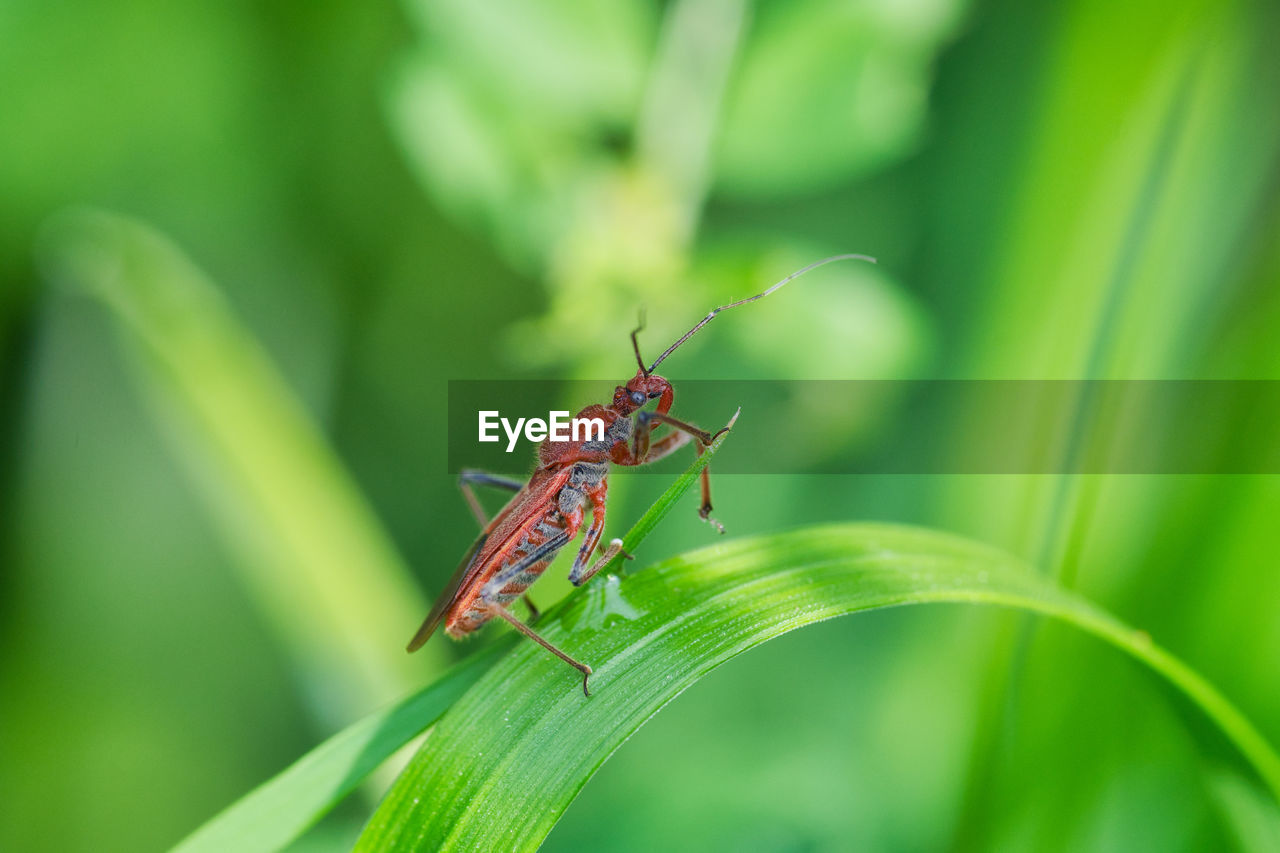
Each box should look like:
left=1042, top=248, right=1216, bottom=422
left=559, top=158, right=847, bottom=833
left=557, top=461, right=608, bottom=515
left=581, top=415, right=631, bottom=454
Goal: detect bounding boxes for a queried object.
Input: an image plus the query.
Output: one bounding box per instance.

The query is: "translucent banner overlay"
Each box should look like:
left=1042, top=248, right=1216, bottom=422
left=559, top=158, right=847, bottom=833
left=447, top=380, right=1280, bottom=475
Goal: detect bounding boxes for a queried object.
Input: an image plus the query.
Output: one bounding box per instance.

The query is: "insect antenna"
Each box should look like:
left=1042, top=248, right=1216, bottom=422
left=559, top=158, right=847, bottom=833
left=630, top=308, right=648, bottom=376
left=645, top=253, right=876, bottom=374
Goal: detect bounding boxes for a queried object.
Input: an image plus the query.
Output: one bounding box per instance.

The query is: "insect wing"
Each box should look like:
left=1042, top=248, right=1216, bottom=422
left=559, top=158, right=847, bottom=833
left=406, top=468, right=573, bottom=651
left=406, top=533, right=488, bottom=652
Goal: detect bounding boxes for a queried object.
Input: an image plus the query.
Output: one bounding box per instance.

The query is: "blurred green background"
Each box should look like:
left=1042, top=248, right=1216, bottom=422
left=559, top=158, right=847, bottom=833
left=3, top=0, right=1279, bottom=850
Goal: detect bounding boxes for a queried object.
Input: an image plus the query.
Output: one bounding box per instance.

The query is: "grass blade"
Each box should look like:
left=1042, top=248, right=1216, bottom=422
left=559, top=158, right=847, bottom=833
left=171, top=647, right=505, bottom=853
left=39, top=209, right=432, bottom=713
left=601, top=407, right=739, bottom=573
left=357, top=523, right=1280, bottom=851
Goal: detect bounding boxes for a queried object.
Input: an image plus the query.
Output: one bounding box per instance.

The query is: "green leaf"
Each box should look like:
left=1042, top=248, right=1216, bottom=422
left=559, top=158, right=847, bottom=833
left=357, top=528, right=1280, bottom=850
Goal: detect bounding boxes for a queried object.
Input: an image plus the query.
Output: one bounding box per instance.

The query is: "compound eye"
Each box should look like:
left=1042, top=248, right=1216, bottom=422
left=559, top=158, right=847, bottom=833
left=629, top=390, right=646, bottom=407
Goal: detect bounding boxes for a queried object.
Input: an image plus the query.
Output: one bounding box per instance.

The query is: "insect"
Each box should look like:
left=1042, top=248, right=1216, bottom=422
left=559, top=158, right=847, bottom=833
left=407, top=254, right=874, bottom=694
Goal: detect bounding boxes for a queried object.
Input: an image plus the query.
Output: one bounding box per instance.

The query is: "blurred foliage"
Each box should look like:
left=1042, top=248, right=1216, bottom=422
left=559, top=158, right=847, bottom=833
left=1, top=0, right=1279, bottom=850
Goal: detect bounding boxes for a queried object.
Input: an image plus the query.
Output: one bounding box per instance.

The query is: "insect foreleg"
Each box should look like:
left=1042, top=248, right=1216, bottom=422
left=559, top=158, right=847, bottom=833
left=637, top=411, right=722, bottom=445
left=632, top=427, right=691, bottom=461
left=636, top=410, right=735, bottom=534
left=620, top=415, right=705, bottom=526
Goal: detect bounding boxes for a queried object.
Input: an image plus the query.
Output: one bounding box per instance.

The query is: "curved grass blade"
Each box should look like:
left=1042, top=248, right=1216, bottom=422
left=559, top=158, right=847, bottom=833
left=171, top=645, right=506, bottom=853
left=39, top=209, right=432, bottom=714
left=357, top=523, right=1280, bottom=851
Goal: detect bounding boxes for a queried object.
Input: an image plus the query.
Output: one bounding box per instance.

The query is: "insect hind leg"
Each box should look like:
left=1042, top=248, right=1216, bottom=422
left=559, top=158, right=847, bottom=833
left=482, top=529, right=572, bottom=597
left=458, top=468, right=524, bottom=527
left=490, top=606, right=593, bottom=696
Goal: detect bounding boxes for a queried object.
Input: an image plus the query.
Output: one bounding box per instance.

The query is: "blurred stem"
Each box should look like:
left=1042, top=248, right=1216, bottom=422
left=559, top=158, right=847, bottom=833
left=1040, top=60, right=1195, bottom=589
left=636, top=0, right=747, bottom=240
left=39, top=210, right=436, bottom=723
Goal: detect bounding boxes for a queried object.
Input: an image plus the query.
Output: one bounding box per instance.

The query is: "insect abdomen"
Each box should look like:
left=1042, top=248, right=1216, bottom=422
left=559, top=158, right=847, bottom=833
left=446, top=513, right=568, bottom=636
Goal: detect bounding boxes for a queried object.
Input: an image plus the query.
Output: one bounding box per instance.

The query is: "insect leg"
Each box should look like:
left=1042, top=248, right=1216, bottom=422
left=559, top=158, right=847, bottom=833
left=490, top=606, right=594, bottom=696
left=630, top=420, right=691, bottom=463
left=637, top=410, right=735, bottom=533
left=458, top=469, right=542, bottom=618
left=637, top=430, right=691, bottom=463
left=573, top=538, right=634, bottom=588
left=638, top=411, right=725, bottom=445
left=458, top=468, right=523, bottom=527
left=567, top=484, right=633, bottom=586
left=522, top=598, right=541, bottom=623
left=483, top=527, right=573, bottom=598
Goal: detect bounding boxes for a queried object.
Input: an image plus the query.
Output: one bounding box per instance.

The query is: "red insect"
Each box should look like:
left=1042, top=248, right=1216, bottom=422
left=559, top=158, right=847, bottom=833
left=407, top=254, right=872, bottom=694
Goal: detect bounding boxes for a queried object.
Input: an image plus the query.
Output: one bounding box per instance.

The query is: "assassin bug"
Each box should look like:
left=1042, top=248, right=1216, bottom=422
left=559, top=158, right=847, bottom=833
left=407, top=254, right=874, bottom=694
